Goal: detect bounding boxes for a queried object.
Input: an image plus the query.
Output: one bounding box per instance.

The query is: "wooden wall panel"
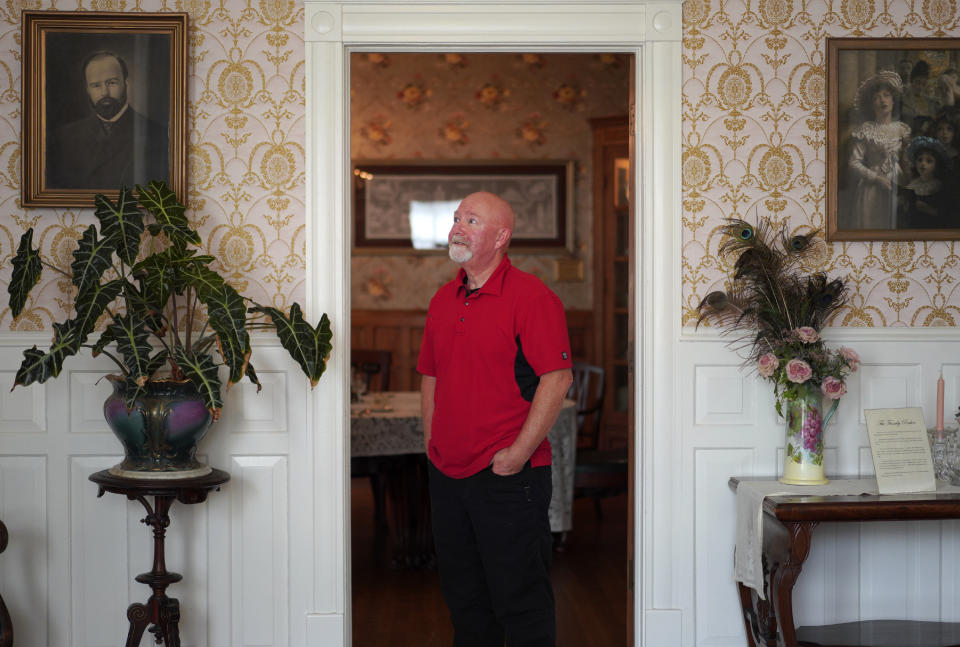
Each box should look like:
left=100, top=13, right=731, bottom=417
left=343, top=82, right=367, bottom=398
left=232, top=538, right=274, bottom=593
left=351, top=310, right=426, bottom=392
left=351, top=309, right=595, bottom=392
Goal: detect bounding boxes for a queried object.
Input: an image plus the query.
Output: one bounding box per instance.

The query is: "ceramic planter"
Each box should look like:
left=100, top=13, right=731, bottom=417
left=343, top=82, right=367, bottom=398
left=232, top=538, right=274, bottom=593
left=103, top=377, right=213, bottom=479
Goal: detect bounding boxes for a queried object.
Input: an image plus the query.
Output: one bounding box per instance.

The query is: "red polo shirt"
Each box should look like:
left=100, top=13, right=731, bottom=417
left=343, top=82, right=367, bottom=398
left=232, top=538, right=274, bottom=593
left=417, top=256, right=572, bottom=478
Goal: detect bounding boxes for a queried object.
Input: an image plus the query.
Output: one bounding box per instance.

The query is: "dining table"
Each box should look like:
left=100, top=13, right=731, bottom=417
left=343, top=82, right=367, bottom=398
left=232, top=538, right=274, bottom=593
left=351, top=391, right=578, bottom=568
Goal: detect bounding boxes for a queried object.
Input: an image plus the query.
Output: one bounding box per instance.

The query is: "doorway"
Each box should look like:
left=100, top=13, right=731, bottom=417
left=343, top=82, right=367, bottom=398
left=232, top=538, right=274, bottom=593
left=348, top=51, right=633, bottom=646
left=302, top=4, right=685, bottom=644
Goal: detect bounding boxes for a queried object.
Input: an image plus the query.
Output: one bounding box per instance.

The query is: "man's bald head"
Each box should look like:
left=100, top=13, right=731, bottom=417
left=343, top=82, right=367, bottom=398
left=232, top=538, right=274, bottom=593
left=462, top=191, right=515, bottom=235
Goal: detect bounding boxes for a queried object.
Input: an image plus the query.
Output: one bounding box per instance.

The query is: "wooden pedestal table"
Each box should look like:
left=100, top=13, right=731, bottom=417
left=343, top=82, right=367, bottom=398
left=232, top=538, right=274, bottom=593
left=89, top=469, right=230, bottom=647
left=730, top=477, right=960, bottom=647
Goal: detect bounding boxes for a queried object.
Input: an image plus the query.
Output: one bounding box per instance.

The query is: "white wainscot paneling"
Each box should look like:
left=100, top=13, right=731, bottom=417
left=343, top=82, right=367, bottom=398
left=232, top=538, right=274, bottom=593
left=71, top=456, right=131, bottom=647
left=941, top=519, right=960, bottom=621
left=858, top=519, right=941, bottom=621
left=69, top=453, right=217, bottom=647
left=0, top=457, right=47, bottom=644
left=858, top=364, right=922, bottom=424
left=0, top=331, right=302, bottom=644
left=231, top=455, right=289, bottom=647
left=679, top=332, right=960, bottom=646
left=70, top=371, right=116, bottom=433
left=227, top=370, right=289, bottom=434
left=0, top=373, right=45, bottom=433
left=792, top=522, right=862, bottom=627
left=694, top=448, right=753, bottom=646
left=694, top=365, right=756, bottom=427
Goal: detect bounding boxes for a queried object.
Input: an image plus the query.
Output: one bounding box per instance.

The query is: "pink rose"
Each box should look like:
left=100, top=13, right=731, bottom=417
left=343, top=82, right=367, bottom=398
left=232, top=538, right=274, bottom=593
left=821, top=376, right=846, bottom=399
left=785, top=358, right=813, bottom=383
left=795, top=327, right=819, bottom=343
left=839, top=346, right=860, bottom=371
left=757, top=353, right=779, bottom=378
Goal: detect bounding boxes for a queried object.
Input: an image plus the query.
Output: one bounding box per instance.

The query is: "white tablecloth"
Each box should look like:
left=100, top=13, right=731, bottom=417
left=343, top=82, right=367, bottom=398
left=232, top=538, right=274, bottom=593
left=734, top=478, right=960, bottom=599
left=351, top=392, right=578, bottom=532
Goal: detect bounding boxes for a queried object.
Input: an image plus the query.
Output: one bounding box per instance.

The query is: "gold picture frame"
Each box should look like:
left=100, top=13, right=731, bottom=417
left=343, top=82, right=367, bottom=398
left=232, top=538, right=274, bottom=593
left=22, top=11, right=188, bottom=207
left=827, top=37, right=960, bottom=241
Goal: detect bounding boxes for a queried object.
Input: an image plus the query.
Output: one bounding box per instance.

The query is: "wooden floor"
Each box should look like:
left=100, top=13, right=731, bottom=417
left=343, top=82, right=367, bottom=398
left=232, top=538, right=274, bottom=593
left=351, top=477, right=629, bottom=646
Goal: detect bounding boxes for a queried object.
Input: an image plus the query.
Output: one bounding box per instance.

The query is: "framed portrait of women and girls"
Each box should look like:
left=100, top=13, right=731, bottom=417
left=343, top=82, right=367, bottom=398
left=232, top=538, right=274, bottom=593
left=828, top=38, right=960, bottom=241
left=21, top=11, right=187, bottom=207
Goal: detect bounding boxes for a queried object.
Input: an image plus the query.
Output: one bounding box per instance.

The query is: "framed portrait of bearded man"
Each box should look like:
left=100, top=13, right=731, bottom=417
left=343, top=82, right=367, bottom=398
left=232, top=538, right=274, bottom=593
left=827, top=37, right=960, bottom=241
left=22, top=12, right=187, bottom=207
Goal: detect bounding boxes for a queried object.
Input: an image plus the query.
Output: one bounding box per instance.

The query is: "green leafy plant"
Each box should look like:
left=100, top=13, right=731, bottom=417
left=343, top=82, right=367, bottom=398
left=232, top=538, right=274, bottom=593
left=7, top=181, right=332, bottom=418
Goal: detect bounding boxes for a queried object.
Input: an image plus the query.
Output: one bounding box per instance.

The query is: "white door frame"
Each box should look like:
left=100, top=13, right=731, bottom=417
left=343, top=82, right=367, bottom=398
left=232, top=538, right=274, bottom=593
left=302, top=2, right=683, bottom=644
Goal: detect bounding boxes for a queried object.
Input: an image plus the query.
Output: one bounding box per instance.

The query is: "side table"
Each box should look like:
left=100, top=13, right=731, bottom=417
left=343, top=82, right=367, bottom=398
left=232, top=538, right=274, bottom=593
left=89, top=468, right=230, bottom=647
left=731, top=476, right=960, bottom=647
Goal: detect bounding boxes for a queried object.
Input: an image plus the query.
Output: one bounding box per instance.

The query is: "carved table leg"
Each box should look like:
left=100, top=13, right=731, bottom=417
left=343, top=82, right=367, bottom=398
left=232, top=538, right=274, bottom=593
left=737, top=560, right=779, bottom=647
left=737, top=582, right=761, bottom=647
left=770, top=521, right=818, bottom=647
left=158, top=597, right=181, bottom=647
left=130, top=494, right=183, bottom=646
left=125, top=602, right=150, bottom=647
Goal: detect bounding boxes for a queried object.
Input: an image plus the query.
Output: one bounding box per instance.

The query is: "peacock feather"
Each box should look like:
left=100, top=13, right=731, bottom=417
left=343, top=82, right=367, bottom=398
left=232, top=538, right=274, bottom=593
left=697, top=217, right=849, bottom=365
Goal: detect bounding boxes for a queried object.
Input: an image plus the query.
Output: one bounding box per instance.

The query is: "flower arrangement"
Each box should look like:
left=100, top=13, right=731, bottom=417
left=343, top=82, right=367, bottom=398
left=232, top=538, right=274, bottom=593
left=756, top=326, right=860, bottom=416
left=697, top=218, right=859, bottom=417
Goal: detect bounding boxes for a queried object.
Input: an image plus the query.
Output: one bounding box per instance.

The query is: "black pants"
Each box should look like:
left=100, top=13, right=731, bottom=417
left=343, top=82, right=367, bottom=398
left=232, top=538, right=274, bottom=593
left=428, top=460, right=555, bottom=647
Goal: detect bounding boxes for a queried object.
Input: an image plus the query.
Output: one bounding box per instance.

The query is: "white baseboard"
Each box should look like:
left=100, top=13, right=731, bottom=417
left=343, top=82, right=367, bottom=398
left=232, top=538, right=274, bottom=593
left=305, top=613, right=345, bottom=645
left=644, top=608, right=682, bottom=646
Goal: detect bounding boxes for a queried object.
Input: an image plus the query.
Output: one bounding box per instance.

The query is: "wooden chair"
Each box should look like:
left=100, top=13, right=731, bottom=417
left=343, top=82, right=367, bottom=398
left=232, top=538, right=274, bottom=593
left=568, top=362, right=627, bottom=519
left=352, top=348, right=392, bottom=392
left=351, top=349, right=393, bottom=532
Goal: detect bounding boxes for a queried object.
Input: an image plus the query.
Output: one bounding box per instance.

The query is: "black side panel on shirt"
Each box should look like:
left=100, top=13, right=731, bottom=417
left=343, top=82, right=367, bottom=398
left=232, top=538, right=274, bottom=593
left=514, top=336, right=540, bottom=402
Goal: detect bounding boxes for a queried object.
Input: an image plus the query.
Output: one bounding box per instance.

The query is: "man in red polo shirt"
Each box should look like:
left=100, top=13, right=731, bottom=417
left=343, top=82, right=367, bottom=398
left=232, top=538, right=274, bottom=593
left=418, top=191, right=573, bottom=646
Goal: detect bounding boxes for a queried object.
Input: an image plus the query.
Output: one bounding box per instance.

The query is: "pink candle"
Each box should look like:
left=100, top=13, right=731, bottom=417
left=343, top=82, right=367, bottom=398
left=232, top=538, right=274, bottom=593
left=937, top=373, right=945, bottom=432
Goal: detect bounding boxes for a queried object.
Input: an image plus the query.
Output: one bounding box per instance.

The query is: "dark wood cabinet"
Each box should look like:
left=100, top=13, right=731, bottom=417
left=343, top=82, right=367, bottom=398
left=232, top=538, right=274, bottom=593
left=591, top=116, right=630, bottom=451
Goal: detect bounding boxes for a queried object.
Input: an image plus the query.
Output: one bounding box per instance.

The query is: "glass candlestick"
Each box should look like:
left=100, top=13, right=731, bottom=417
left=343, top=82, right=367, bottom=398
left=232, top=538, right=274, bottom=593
left=929, top=428, right=955, bottom=482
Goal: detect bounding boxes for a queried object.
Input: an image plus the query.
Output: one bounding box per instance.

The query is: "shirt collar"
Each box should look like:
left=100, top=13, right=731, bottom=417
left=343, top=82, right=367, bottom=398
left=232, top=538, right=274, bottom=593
left=456, top=255, right=511, bottom=297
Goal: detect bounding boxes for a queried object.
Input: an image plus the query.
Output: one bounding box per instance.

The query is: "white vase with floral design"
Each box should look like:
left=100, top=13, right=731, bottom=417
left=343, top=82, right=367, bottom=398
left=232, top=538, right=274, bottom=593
left=780, top=381, right=840, bottom=485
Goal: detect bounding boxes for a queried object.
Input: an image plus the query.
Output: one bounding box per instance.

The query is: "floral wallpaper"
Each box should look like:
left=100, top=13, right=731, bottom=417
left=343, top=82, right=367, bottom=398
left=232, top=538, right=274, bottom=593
left=0, top=0, right=306, bottom=331
left=18, top=0, right=940, bottom=330
left=683, top=0, right=960, bottom=327
left=351, top=52, right=630, bottom=310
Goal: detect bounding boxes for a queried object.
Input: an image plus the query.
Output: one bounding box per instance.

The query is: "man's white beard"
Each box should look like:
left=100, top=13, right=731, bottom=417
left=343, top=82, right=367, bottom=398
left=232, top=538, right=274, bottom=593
left=449, top=243, right=473, bottom=263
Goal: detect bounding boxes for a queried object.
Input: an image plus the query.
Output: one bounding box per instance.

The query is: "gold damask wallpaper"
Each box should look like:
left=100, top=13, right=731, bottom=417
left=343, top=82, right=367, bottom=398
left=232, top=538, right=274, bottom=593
left=10, top=2, right=948, bottom=330
left=350, top=52, right=630, bottom=310
left=0, top=0, right=306, bottom=331
left=683, top=0, right=960, bottom=327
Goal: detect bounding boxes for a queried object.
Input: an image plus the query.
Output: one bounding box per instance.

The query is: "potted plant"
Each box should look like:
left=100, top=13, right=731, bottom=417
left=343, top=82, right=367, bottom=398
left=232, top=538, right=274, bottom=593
left=7, top=181, right=332, bottom=478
